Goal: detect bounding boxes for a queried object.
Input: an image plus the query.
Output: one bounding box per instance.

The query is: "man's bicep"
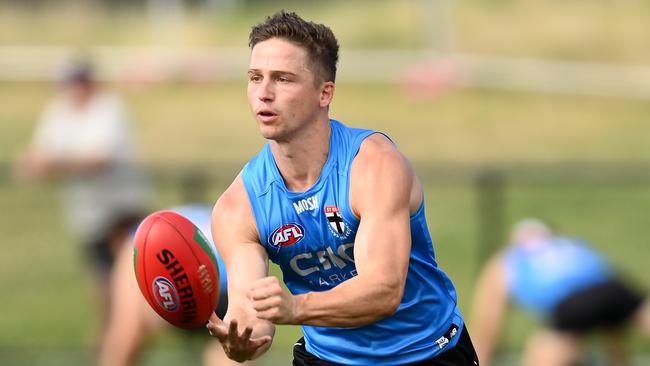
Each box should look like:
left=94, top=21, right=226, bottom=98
left=352, top=140, right=413, bottom=281
left=354, top=214, right=411, bottom=289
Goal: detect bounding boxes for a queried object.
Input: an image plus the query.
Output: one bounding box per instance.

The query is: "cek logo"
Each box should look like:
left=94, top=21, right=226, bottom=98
left=290, top=243, right=354, bottom=276
left=269, top=223, right=305, bottom=247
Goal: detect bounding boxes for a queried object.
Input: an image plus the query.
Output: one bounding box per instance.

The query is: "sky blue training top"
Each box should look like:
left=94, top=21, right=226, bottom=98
left=504, top=237, right=613, bottom=315
left=241, top=120, right=464, bottom=365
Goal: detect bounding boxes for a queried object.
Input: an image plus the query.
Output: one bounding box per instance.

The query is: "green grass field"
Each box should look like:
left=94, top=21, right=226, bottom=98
left=2, top=81, right=649, bottom=364
left=1, top=1, right=650, bottom=364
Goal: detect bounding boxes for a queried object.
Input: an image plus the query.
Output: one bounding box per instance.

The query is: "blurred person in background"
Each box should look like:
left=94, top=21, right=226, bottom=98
left=471, top=218, right=650, bottom=366
left=14, top=59, right=151, bottom=347
left=99, top=204, right=251, bottom=366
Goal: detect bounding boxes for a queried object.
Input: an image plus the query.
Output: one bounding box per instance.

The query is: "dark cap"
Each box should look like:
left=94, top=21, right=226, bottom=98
left=61, top=61, right=94, bottom=85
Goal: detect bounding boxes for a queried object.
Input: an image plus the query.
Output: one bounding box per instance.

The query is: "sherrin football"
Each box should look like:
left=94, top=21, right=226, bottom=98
left=133, top=210, right=220, bottom=329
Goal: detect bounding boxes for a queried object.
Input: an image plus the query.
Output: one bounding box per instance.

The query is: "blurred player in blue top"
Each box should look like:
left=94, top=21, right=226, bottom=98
left=98, top=204, right=249, bottom=366
left=471, top=218, right=650, bottom=366
left=206, top=11, right=477, bottom=365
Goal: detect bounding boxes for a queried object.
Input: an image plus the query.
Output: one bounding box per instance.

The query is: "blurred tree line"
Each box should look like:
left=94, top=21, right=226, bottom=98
left=1, top=0, right=298, bottom=9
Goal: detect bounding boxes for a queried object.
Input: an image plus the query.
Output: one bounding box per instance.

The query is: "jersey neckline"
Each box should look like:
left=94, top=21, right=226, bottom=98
left=266, top=119, right=338, bottom=199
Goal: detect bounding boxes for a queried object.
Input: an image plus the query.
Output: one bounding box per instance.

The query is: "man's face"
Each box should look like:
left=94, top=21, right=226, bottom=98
left=247, top=38, right=330, bottom=142
left=63, top=81, right=95, bottom=108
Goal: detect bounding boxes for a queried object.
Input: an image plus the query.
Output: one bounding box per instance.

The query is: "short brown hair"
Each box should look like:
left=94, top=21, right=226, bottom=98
left=249, top=11, right=339, bottom=83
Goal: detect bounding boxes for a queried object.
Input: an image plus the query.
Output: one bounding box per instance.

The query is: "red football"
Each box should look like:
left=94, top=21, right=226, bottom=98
left=133, top=210, right=220, bottom=329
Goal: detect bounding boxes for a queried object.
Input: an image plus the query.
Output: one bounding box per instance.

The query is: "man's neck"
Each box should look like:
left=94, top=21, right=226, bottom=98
left=269, top=119, right=331, bottom=192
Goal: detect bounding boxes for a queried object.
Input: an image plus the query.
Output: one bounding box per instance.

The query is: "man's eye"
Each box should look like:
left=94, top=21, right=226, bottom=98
left=277, top=77, right=290, bottom=83
left=250, top=75, right=262, bottom=82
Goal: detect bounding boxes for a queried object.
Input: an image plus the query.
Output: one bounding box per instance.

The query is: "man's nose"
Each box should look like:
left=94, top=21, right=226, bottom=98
left=257, top=79, right=274, bottom=102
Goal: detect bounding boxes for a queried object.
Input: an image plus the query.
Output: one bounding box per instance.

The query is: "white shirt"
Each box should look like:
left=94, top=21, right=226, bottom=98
left=32, top=91, right=150, bottom=241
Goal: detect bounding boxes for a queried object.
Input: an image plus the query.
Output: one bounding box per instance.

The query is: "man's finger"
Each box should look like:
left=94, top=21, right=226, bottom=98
left=251, top=296, right=280, bottom=312
left=251, top=276, right=279, bottom=289
left=207, top=316, right=223, bottom=330
left=209, top=312, right=221, bottom=324
left=250, top=282, right=284, bottom=301
left=248, top=287, right=270, bottom=301
left=248, top=335, right=272, bottom=349
left=240, top=325, right=253, bottom=341
left=207, top=312, right=224, bottom=329
left=255, top=308, right=279, bottom=322
left=206, top=322, right=228, bottom=342
left=227, top=319, right=240, bottom=344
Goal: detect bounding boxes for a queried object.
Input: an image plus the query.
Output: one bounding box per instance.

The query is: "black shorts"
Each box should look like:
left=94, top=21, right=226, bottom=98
left=84, top=213, right=145, bottom=275
left=549, top=278, right=645, bottom=333
left=292, top=325, right=479, bottom=366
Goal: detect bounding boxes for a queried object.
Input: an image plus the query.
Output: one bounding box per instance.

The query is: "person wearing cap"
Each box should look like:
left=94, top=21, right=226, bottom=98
left=470, top=219, right=650, bottom=366
left=15, top=59, right=150, bottom=346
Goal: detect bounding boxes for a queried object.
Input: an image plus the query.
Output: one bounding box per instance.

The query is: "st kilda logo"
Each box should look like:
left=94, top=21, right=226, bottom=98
left=325, top=206, right=345, bottom=234
left=269, top=223, right=305, bottom=247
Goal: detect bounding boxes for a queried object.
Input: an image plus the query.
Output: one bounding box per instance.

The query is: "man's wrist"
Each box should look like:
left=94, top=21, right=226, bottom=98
left=292, top=293, right=309, bottom=325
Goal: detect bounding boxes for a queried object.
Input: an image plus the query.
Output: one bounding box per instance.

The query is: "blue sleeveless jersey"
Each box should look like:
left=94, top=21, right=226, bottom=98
left=504, top=237, right=612, bottom=315
left=242, top=120, right=464, bottom=365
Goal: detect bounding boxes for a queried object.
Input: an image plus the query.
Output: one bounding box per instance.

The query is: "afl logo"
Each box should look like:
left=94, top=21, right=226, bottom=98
left=269, top=223, right=305, bottom=247
left=152, top=276, right=180, bottom=312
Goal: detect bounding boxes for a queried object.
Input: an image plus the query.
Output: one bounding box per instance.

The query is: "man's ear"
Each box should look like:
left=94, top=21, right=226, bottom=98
left=320, top=81, right=335, bottom=108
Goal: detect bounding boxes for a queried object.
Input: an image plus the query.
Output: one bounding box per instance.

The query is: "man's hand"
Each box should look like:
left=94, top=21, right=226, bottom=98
left=206, top=313, right=272, bottom=362
left=248, top=276, right=300, bottom=324
left=13, top=151, right=50, bottom=182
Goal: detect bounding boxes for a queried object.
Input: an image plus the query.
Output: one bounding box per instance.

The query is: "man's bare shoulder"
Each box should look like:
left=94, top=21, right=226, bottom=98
left=352, top=133, right=413, bottom=183
left=349, top=133, right=416, bottom=215
left=355, top=133, right=412, bottom=167
left=214, top=174, right=247, bottom=212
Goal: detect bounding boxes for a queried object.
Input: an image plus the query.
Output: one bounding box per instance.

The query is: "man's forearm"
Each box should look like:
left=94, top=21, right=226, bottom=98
left=294, top=274, right=402, bottom=327
left=54, top=157, right=110, bottom=175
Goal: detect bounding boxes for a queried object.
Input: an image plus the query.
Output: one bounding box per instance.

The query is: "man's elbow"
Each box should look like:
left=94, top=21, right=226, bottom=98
left=376, top=284, right=403, bottom=318
left=379, top=298, right=400, bottom=318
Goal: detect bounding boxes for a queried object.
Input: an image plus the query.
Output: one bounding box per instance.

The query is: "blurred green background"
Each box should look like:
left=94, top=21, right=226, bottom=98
left=1, top=0, right=649, bottom=365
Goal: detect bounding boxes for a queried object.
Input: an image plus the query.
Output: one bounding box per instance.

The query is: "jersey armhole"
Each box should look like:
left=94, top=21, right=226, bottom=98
left=341, top=131, right=390, bottom=222
left=241, top=167, right=269, bottom=249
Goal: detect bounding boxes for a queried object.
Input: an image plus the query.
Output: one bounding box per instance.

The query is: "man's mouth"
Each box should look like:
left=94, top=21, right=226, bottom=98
left=257, top=109, right=278, bottom=122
